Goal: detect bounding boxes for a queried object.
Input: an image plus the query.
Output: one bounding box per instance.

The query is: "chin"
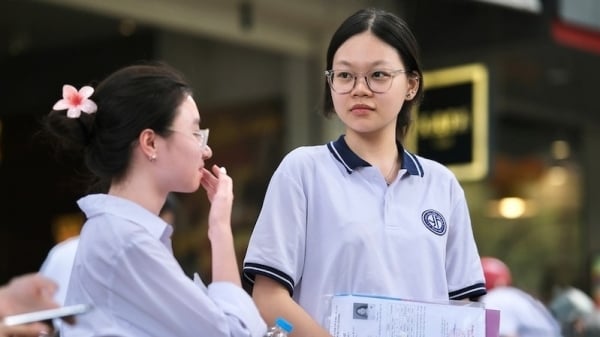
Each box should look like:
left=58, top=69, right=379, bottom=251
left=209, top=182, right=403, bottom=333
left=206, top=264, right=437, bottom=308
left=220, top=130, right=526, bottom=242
left=175, top=181, right=201, bottom=194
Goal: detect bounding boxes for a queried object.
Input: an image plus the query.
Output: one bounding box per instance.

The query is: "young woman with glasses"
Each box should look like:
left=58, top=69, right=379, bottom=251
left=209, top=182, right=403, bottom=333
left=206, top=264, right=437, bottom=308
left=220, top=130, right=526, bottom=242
left=44, top=62, right=266, bottom=336
left=243, top=8, right=486, bottom=336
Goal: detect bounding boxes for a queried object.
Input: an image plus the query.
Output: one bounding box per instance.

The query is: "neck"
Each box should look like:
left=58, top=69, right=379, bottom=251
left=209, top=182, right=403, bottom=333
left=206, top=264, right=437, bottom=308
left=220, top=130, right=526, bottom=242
left=384, top=153, right=399, bottom=185
left=108, top=175, right=166, bottom=216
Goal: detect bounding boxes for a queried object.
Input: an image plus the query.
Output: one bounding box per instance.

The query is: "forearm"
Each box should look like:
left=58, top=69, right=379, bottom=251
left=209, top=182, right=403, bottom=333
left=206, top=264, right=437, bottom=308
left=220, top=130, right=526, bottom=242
left=208, top=225, right=241, bottom=286
left=259, top=299, right=331, bottom=337
left=253, top=276, right=332, bottom=337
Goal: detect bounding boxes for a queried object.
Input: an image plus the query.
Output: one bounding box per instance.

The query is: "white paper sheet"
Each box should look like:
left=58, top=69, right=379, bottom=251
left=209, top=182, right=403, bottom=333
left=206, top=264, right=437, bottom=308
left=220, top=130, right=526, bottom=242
left=328, top=295, right=486, bottom=337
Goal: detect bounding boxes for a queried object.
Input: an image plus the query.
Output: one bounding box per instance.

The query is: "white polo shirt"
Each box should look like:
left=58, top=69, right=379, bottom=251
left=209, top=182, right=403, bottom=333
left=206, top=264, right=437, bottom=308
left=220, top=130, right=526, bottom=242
left=243, top=135, right=486, bottom=325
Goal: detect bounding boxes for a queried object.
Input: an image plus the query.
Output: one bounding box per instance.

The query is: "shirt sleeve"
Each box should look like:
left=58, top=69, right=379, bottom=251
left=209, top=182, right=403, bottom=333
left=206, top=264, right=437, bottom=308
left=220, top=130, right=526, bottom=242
left=110, top=234, right=266, bottom=337
left=445, top=178, right=487, bottom=300
left=208, top=282, right=268, bottom=336
left=243, top=151, right=308, bottom=295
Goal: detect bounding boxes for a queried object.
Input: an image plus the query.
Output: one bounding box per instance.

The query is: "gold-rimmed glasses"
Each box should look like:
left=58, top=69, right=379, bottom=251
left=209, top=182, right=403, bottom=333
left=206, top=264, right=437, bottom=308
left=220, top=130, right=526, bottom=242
left=324, top=69, right=409, bottom=94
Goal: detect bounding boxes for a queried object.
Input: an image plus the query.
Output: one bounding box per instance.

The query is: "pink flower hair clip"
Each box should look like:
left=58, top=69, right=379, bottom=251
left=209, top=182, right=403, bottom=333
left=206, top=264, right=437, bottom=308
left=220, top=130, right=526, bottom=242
left=52, top=84, right=98, bottom=118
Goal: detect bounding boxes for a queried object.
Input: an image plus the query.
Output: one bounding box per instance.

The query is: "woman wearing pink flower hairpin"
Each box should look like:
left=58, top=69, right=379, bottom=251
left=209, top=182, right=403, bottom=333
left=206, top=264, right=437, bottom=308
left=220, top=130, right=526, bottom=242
left=43, top=62, right=266, bottom=337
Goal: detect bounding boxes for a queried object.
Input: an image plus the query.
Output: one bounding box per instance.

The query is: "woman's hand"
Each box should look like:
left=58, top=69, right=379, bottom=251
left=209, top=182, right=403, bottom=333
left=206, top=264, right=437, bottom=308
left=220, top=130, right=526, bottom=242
left=200, top=165, right=234, bottom=233
left=0, top=274, right=58, bottom=317
left=0, top=273, right=59, bottom=337
left=200, top=165, right=241, bottom=284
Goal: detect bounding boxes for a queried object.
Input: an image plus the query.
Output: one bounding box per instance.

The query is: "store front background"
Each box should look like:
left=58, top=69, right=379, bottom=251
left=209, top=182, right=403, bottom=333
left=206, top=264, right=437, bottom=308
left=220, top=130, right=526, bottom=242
left=1, top=0, right=599, bottom=304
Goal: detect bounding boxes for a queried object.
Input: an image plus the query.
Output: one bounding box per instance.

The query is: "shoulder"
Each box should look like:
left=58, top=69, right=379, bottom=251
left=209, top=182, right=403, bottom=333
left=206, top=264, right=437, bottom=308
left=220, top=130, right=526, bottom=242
left=406, top=152, right=461, bottom=188
left=283, top=144, right=329, bottom=161
left=275, top=144, right=330, bottom=172
left=412, top=154, right=456, bottom=177
left=40, top=236, right=80, bottom=275
left=44, top=236, right=80, bottom=261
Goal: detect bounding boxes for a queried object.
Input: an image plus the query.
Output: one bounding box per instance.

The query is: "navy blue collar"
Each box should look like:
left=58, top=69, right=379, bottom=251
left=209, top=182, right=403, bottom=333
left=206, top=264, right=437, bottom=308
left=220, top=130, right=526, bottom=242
left=326, top=135, right=424, bottom=177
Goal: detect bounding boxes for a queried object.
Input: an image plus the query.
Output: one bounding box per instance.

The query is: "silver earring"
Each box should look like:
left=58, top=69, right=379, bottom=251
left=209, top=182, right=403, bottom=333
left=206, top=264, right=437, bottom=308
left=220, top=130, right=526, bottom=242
left=149, top=154, right=157, bottom=162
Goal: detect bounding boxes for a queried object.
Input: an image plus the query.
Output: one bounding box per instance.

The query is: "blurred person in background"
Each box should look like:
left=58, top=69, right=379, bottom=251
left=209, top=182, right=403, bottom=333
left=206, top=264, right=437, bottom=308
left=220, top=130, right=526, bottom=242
left=579, top=311, right=600, bottom=337
left=550, top=286, right=600, bottom=337
left=479, top=256, right=562, bottom=337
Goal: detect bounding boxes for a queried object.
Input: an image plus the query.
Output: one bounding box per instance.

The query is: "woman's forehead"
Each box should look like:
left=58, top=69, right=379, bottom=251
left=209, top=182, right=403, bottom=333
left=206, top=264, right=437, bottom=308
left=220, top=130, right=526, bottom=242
left=174, top=95, right=200, bottom=125
left=333, top=32, right=401, bottom=67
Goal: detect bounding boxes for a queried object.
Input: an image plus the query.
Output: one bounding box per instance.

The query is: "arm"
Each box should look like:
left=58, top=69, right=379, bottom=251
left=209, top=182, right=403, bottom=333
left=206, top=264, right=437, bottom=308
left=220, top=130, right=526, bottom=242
left=199, top=164, right=267, bottom=336
left=252, top=275, right=332, bottom=337
left=0, top=273, right=60, bottom=337
left=200, top=165, right=240, bottom=285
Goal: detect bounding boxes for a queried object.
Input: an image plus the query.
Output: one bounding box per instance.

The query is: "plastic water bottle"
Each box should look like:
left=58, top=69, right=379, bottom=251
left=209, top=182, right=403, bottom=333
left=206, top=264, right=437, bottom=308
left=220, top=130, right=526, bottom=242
left=264, top=317, right=293, bottom=337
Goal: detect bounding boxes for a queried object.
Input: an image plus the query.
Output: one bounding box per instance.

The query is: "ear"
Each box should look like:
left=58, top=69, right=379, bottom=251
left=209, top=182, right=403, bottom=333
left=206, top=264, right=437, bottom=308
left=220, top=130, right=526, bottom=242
left=408, top=73, right=421, bottom=97
left=139, top=129, right=157, bottom=160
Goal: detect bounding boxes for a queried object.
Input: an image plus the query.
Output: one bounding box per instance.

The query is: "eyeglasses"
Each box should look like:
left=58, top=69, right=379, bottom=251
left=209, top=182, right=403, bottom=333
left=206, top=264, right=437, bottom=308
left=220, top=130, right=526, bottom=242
left=324, top=69, right=409, bottom=94
left=167, top=128, right=210, bottom=149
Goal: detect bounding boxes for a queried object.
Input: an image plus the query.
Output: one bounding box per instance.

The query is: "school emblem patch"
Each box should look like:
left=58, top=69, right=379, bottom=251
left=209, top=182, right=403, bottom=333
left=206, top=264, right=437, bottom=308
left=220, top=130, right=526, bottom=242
left=421, top=209, right=447, bottom=235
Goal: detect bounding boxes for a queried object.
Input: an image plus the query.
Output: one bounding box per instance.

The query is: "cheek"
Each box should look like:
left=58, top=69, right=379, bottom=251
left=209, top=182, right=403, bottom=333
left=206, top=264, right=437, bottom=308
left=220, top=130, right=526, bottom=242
left=383, top=90, right=407, bottom=114
left=331, top=92, right=345, bottom=111
left=173, top=143, right=203, bottom=167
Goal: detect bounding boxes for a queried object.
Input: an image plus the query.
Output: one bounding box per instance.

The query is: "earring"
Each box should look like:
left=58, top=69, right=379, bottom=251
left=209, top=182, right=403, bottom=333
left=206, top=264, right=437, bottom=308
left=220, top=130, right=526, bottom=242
left=149, top=154, right=157, bottom=162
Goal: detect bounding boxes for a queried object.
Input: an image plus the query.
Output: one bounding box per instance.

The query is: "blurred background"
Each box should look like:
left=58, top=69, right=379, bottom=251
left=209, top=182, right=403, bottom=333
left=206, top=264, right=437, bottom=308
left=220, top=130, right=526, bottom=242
left=1, top=0, right=600, bottom=307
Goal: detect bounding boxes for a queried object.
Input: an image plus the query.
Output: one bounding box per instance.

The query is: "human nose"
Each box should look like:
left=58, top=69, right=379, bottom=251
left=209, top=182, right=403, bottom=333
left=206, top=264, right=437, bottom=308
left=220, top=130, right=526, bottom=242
left=352, top=74, right=372, bottom=94
left=202, top=145, right=213, bottom=159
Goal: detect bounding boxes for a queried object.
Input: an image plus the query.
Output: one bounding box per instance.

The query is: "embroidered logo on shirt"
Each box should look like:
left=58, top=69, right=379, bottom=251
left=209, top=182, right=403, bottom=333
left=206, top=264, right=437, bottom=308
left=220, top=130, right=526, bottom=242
left=421, top=209, right=447, bottom=235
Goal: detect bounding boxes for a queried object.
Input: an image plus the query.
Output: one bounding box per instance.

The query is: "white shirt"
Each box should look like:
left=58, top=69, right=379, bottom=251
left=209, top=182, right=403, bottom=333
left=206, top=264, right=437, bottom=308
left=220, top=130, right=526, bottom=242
left=40, top=236, right=80, bottom=305
left=62, top=194, right=266, bottom=337
left=480, top=286, right=562, bottom=337
left=40, top=236, right=80, bottom=330
left=243, top=135, right=486, bottom=326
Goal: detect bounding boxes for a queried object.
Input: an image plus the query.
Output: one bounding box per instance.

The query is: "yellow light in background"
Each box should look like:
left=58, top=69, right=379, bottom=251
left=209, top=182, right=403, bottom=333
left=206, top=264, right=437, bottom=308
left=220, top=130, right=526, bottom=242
left=486, top=197, right=538, bottom=219
left=498, top=197, right=526, bottom=219
left=547, top=165, right=568, bottom=186
left=552, top=140, right=570, bottom=160
left=52, top=213, right=84, bottom=243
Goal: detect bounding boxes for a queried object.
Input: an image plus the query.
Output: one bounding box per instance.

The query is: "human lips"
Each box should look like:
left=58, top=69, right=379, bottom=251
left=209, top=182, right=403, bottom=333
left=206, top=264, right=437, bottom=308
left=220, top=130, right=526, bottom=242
left=350, top=104, right=374, bottom=114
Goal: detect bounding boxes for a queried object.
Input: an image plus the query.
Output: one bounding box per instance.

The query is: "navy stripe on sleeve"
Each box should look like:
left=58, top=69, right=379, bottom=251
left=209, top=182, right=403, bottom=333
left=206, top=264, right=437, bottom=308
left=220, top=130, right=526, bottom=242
left=243, top=262, right=295, bottom=296
left=449, top=282, right=487, bottom=300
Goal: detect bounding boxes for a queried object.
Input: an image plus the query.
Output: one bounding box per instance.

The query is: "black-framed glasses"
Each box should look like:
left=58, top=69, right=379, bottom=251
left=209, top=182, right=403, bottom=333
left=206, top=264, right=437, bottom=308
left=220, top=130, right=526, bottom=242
left=168, top=128, right=209, bottom=149
left=324, top=69, right=409, bottom=94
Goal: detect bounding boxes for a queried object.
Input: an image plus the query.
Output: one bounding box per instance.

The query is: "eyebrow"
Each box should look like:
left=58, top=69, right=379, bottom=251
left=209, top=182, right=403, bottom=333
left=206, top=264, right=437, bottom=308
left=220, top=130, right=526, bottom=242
left=333, top=60, right=392, bottom=68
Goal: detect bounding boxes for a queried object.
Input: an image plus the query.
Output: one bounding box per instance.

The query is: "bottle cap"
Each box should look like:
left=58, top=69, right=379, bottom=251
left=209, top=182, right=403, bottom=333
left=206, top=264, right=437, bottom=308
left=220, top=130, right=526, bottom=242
left=275, top=317, right=293, bottom=333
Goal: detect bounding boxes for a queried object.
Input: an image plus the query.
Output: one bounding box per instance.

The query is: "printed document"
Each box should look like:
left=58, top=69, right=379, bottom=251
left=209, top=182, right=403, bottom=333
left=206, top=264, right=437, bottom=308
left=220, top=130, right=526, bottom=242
left=328, top=294, right=486, bottom=337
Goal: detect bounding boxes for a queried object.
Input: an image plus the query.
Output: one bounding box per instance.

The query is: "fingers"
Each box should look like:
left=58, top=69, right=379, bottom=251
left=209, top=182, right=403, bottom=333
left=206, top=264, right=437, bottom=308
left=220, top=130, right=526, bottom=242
left=210, top=164, right=227, bottom=176
left=0, top=321, right=50, bottom=337
left=0, top=274, right=59, bottom=317
left=200, top=165, right=230, bottom=193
